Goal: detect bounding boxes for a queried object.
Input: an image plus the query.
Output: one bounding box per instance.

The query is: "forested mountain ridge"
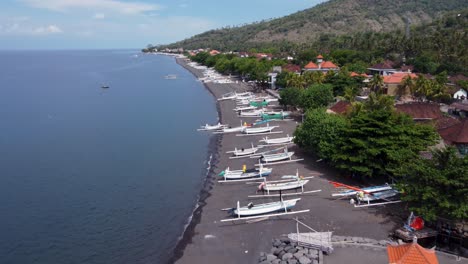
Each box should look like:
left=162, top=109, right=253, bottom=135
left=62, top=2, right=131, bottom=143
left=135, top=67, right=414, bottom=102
left=161, top=0, right=467, bottom=51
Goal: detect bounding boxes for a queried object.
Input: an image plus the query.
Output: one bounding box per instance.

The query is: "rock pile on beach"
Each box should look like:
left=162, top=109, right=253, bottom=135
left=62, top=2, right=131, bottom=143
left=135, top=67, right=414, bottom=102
left=258, top=238, right=322, bottom=264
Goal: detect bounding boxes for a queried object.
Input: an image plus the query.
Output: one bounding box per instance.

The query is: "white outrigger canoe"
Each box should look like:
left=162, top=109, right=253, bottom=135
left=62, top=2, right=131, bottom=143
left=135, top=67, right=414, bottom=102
left=197, top=122, right=227, bottom=131
left=229, top=198, right=301, bottom=217
left=244, top=124, right=278, bottom=134
left=227, top=143, right=259, bottom=158
left=218, top=166, right=272, bottom=181
left=260, top=179, right=309, bottom=192
left=260, top=135, right=295, bottom=145
left=233, top=105, right=257, bottom=112
left=239, top=109, right=264, bottom=117
left=261, top=151, right=294, bottom=163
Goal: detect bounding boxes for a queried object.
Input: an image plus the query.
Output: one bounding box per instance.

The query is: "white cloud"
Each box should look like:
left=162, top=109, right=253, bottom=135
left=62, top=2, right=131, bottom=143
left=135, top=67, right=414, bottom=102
left=33, top=24, right=62, bottom=34
left=22, top=0, right=161, bottom=15
left=93, top=13, right=106, bottom=19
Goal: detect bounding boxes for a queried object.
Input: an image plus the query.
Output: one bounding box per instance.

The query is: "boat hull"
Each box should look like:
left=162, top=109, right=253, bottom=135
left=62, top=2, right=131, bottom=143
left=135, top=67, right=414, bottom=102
left=233, top=198, right=301, bottom=216
left=261, top=152, right=294, bottom=163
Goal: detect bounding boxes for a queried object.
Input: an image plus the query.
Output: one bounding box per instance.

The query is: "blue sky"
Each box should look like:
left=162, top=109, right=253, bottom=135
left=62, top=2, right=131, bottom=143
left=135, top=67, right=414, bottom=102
left=0, top=0, right=326, bottom=49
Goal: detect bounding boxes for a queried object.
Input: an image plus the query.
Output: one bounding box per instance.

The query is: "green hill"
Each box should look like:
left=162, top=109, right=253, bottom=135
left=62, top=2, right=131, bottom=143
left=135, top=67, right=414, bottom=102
left=160, top=0, right=467, bottom=51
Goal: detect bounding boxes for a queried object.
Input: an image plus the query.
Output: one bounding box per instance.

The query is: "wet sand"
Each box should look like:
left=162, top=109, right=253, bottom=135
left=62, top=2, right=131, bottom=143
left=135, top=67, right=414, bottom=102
left=171, top=57, right=465, bottom=264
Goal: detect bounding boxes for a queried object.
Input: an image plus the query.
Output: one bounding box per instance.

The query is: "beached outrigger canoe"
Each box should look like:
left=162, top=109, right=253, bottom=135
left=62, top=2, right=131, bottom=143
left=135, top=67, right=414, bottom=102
left=218, top=165, right=272, bottom=182
left=329, top=181, right=401, bottom=207
left=260, top=135, right=295, bottom=146
left=226, top=143, right=259, bottom=158
left=243, top=124, right=278, bottom=135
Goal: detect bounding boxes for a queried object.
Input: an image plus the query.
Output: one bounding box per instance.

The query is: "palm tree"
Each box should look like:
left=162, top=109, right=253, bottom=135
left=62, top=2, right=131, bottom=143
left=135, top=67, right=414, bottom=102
left=399, top=76, right=415, bottom=99
left=415, top=75, right=430, bottom=101
left=286, top=74, right=306, bottom=89
left=369, top=74, right=384, bottom=94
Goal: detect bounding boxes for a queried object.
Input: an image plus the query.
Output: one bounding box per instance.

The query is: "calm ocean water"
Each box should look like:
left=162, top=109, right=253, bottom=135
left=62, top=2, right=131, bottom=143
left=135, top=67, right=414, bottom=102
left=0, top=50, right=217, bottom=264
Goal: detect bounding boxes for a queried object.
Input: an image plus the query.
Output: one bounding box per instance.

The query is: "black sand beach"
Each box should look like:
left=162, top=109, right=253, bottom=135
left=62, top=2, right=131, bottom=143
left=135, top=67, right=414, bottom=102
left=171, top=57, right=465, bottom=264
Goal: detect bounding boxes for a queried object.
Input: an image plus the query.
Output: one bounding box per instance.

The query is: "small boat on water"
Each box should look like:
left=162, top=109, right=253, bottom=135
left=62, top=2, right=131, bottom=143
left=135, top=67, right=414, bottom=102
left=164, top=74, right=177, bottom=79
left=197, top=123, right=227, bottom=131
left=101, top=85, right=109, bottom=89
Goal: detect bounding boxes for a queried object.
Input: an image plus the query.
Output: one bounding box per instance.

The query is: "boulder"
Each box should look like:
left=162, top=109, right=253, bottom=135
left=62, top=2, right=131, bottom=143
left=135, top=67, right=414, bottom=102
left=280, top=261, right=287, bottom=264
left=259, top=261, right=270, bottom=264
left=312, top=260, right=319, bottom=264
left=278, top=251, right=286, bottom=260
left=273, top=248, right=283, bottom=256
left=282, top=253, right=293, bottom=261
left=287, top=247, right=298, bottom=254
left=293, top=252, right=304, bottom=259
left=258, top=255, right=267, bottom=262
left=273, top=240, right=282, bottom=247
left=260, top=252, right=267, bottom=257
left=284, top=245, right=293, bottom=252
left=272, top=260, right=281, bottom=264
left=280, top=238, right=291, bottom=244
left=298, top=256, right=311, bottom=264
left=287, top=259, right=298, bottom=264
left=267, top=254, right=277, bottom=262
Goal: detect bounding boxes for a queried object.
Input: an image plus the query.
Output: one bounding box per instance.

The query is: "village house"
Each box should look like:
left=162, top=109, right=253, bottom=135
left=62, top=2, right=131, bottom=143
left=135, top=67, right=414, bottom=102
left=209, top=49, right=221, bottom=56
left=326, top=100, right=352, bottom=114
left=438, top=118, right=468, bottom=155
left=367, top=60, right=397, bottom=76
left=383, top=72, right=418, bottom=96
left=282, top=64, right=301, bottom=74
left=303, top=55, right=339, bottom=73
left=395, top=102, right=442, bottom=121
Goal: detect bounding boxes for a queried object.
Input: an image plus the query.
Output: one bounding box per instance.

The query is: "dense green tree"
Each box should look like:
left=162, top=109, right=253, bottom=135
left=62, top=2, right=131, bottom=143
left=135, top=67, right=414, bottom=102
left=331, top=94, right=439, bottom=178
left=396, top=147, right=468, bottom=221
left=294, top=108, right=348, bottom=159
left=299, top=84, right=334, bottom=110
left=279, top=87, right=303, bottom=108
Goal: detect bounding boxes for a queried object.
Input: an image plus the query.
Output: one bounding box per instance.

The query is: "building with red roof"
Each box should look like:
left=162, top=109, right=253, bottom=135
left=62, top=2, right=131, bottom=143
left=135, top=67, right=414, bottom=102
left=395, top=102, right=442, bottom=120
left=368, top=60, right=397, bottom=76
left=327, top=101, right=352, bottom=114
left=303, top=55, right=339, bottom=73
left=282, top=64, right=301, bottom=73
left=209, top=50, right=221, bottom=55
left=383, top=72, right=418, bottom=96
left=387, top=241, right=439, bottom=264
left=438, top=119, right=468, bottom=155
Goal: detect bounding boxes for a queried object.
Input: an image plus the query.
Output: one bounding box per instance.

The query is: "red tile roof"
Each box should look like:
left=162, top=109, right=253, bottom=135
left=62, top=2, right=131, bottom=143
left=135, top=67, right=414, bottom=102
left=283, top=64, right=301, bottom=73
left=304, top=62, right=319, bottom=69
left=317, top=54, right=324, bottom=59
left=395, top=103, right=442, bottom=120
left=384, top=72, right=418, bottom=84
left=438, top=119, right=468, bottom=144
left=321, top=61, right=338, bottom=69
left=370, top=60, right=395, bottom=70
left=435, top=116, right=461, bottom=130
left=209, top=50, right=220, bottom=55
left=328, top=101, right=351, bottom=114
left=350, top=72, right=369, bottom=78
left=387, top=243, right=439, bottom=264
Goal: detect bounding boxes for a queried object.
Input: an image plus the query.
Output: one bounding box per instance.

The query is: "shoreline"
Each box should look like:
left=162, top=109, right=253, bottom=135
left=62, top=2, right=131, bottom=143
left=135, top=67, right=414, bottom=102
left=168, top=57, right=226, bottom=264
